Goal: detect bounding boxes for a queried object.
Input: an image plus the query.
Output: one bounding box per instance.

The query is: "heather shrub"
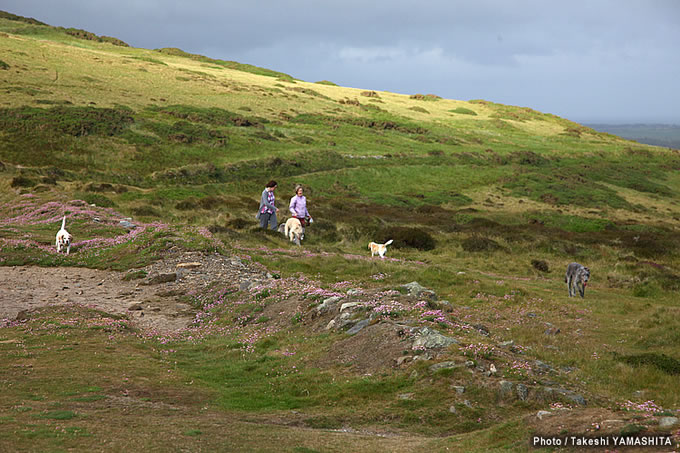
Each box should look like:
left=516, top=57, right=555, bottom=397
left=409, top=94, right=441, bottom=101
left=376, top=226, right=435, bottom=251
left=10, top=175, right=36, bottom=188
left=77, top=193, right=115, bottom=207
left=617, top=353, right=680, bottom=375
left=226, top=218, right=250, bottom=230
left=449, top=107, right=477, bottom=115
left=306, top=219, right=338, bottom=243
left=531, top=259, right=550, bottom=272
left=461, top=235, right=503, bottom=252
left=131, top=205, right=161, bottom=217
left=0, top=106, right=134, bottom=137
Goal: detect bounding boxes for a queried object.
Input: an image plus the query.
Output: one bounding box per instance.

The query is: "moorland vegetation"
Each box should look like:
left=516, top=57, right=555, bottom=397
left=1, top=11, right=680, bottom=451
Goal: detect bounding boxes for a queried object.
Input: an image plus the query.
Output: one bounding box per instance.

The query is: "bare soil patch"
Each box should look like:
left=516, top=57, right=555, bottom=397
left=1, top=250, right=271, bottom=333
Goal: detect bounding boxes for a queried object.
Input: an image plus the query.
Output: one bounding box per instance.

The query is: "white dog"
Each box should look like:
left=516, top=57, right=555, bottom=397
left=368, top=239, right=393, bottom=258
left=284, top=217, right=303, bottom=246
left=56, top=215, right=72, bottom=255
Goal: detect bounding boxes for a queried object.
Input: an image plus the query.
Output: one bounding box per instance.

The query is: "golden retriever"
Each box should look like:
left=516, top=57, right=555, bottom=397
left=368, top=239, right=393, bottom=258
left=284, top=217, right=303, bottom=246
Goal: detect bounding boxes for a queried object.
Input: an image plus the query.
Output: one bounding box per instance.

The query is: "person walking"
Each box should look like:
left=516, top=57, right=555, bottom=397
left=257, top=180, right=279, bottom=230
left=289, top=184, right=313, bottom=239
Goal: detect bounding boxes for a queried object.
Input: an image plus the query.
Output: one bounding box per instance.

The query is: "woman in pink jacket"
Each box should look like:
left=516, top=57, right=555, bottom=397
left=289, top=185, right=313, bottom=239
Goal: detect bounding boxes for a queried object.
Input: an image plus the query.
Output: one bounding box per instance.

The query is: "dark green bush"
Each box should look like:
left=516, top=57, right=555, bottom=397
left=307, top=219, right=338, bottom=243
left=85, top=182, right=115, bottom=192
left=0, top=60, right=9, bottom=70
left=377, top=226, right=436, bottom=251
left=0, top=106, right=134, bottom=137
left=449, top=107, right=477, bottom=115
left=131, top=205, right=161, bottom=217
left=531, top=259, right=550, bottom=272
left=617, top=353, right=680, bottom=375
left=461, top=236, right=503, bottom=252
left=226, top=218, right=250, bottom=230
left=10, top=175, right=36, bottom=188
left=79, top=193, right=114, bottom=207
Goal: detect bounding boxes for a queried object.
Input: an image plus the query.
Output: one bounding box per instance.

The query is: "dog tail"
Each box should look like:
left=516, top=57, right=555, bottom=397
left=384, top=239, right=393, bottom=246
left=61, top=215, right=66, bottom=230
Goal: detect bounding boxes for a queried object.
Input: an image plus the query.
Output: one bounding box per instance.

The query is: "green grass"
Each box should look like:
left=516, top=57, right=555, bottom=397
left=1, top=10, right=680, bottom=452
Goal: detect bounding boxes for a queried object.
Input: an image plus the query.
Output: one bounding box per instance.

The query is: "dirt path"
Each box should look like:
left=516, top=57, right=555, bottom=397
left=0, top=251, right=271, bottom=333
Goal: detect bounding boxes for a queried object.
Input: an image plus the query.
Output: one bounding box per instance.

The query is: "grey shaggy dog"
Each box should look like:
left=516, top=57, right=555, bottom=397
left=565, top=262, right=590, bottom=298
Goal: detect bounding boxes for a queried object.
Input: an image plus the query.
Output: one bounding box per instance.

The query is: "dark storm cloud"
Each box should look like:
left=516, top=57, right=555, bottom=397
left=2, top=0, right=679, bottom=123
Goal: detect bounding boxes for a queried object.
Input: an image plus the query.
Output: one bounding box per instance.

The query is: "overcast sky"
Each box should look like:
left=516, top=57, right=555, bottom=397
left=3, top=0, right=679, bottom=124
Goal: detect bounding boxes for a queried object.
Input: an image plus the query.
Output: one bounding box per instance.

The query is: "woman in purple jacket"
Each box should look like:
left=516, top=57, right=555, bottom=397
left=289, top=185, right=313, bottom=238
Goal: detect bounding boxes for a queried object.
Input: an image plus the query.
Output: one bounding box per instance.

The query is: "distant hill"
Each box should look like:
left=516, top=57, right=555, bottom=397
left=586, top=123, right=680, bottom=149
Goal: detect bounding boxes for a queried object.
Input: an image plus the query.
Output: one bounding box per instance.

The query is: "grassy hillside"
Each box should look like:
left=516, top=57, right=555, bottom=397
left=2, top=11, right=680, bottom=451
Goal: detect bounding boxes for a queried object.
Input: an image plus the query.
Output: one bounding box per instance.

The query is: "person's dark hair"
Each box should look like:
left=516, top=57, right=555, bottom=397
left=266, top=180, right=277, bottom=188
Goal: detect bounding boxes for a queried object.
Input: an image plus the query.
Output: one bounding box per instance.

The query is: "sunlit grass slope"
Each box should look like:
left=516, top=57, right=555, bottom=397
left=2, top=10, right=680, bottom=452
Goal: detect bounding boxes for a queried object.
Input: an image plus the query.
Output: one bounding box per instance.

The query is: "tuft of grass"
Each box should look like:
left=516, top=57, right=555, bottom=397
left=449, top=107, right=477, bottom=115
left=617, top=353, right=680, bottom=375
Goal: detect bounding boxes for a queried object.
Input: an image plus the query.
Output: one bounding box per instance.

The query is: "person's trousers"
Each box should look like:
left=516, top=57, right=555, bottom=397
left=259, top=212, right=277, bottom=230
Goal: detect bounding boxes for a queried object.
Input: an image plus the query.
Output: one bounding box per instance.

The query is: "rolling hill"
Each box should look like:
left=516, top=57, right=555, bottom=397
left=1, top=10, right=680, bottom=452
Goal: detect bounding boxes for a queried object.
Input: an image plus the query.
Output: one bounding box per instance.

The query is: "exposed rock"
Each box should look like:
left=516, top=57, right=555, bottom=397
left=317, top=296, right=342, bottom=314
left=395, top=356, right=412, bottom=366
left=128, top=303, right=143, bottom=311
left=543, top=387, right=586, bottom=406
left=429, top=361, right=462, bottom=372
left=536, top=410, right=553, bottom=420
left=239, top=280, right=253, bottom=291
left=340, top=302, right=360, bottom=312
left=402, top=281, right=437, bottom=300
left=499, top=381, right=514, bottom=397
left=15, top=310, right=30, bottom=321
left=176, top=262, right=201, bottom=269
left=473, top=324, right=490, bottom=336
left=533, top=360, right=554, bottom=374
left=146, top=273, right=177, bottom=285
left=412, top=327, right=458, bottom=349
left=452, top=386, right=465, bottom=394
left=516, top=384, right=529, bottom=401
left=346, top=319, right=370, bottom=335
left=544, top=327, right=561, bottom=336
left=119, top=220, right=136, bottom=230
left=659, top=416, right=679, bottom=428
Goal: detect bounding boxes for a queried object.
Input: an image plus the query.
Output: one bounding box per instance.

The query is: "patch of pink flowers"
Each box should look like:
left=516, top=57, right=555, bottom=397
left=619, top=400, right=665, bottom=417
left=460, top=342, right=496, bottom=359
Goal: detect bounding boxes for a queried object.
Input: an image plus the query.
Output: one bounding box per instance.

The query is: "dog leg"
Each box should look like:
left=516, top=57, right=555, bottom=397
left=567, top=277, right=573, bottom=297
